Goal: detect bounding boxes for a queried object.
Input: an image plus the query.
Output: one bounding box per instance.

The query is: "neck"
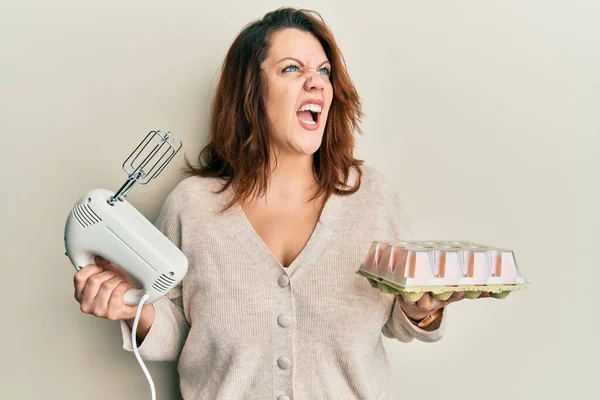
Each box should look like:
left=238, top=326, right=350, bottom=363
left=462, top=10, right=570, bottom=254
left=267, top=151, right=316, bottom=202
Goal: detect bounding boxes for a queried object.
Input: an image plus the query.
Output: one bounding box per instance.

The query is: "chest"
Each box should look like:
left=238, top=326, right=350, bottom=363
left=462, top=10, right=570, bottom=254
left=242, top=201, right=322, bottom=267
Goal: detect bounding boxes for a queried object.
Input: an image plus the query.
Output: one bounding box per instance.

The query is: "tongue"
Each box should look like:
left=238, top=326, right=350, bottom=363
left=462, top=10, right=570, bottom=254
left=297, top=110, right=313, bottom=122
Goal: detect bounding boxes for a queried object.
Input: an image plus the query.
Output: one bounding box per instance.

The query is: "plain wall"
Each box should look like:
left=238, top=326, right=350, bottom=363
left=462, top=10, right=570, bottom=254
left=1, top=1, right=598, bottom=399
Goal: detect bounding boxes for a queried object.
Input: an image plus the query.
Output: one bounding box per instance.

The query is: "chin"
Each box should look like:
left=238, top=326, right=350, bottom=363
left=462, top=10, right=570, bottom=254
left=295, top=134, right=324, bottom=155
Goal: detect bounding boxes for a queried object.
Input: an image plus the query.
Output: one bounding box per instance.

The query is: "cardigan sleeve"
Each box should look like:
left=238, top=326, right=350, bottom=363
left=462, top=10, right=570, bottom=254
left=119, top=186, right=191, bottom=361
left=380, top=185, right=447, bottom=343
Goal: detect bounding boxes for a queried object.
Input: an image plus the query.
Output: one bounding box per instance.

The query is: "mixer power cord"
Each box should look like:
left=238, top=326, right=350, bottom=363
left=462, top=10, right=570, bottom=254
left=132, top=294, right=156, bottom=400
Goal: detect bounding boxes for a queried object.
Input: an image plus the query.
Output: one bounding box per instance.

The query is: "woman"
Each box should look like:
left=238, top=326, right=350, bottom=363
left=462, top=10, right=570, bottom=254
left=73, top=7, right=476, bottom=399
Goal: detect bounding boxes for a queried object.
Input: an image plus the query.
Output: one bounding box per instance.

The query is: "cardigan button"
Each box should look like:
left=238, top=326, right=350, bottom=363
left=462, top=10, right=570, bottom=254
left=277, top=314, right=292, bottom=328
left=277, top=356, right=291, bottom=369
left=278, top=274, right=290, bottom=287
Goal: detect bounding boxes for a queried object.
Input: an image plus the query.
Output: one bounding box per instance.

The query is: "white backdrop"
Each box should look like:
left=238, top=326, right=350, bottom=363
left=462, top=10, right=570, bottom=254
left=1, top=1, right=598, bottom=399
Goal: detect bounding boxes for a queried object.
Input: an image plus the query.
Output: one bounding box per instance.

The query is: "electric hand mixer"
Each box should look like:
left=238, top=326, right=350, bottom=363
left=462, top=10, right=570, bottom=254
left=64, top=130, right=188, bottom=400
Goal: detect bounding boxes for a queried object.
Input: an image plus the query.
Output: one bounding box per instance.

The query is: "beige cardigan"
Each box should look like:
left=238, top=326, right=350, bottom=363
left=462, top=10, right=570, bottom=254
left=120, top=165, right=446, bottom=399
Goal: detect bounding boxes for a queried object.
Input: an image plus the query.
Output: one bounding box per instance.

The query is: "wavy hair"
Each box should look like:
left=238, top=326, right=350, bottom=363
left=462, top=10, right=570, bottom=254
left=183, top=7, right=364, bottom=212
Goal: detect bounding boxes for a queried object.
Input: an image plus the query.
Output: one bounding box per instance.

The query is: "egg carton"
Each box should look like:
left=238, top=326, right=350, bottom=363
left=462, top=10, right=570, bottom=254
left=357, top=240, right=529, bottom=301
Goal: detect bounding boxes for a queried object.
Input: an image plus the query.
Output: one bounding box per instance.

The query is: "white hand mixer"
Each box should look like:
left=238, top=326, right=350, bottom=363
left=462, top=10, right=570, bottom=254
left=64, top=130, right=189, bottom=400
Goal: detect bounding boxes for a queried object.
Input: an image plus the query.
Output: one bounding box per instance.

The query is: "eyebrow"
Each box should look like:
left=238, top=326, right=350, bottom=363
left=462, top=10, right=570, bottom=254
left=276, top=57, right=331, bottom=67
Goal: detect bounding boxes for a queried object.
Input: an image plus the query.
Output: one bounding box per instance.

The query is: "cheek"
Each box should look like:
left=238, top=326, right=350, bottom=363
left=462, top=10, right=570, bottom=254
left=321, top=81, right=333, bottom=110
left=267, top=85, right=295, bottom=124
left=326, top=81, right=334, bottom=103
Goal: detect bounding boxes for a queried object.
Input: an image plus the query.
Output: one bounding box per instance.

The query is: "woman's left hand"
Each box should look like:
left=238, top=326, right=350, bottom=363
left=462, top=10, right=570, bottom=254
left=397, top=291, right=490, bottom=322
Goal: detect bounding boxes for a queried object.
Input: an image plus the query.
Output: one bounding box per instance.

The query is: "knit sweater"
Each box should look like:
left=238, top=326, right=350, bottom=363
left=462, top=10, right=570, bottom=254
left=120, top=165, right=447, bottom=400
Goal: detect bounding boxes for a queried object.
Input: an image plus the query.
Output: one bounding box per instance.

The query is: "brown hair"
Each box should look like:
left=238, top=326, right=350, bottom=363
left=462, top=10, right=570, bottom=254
left=183, top=7, right=364, bottom=213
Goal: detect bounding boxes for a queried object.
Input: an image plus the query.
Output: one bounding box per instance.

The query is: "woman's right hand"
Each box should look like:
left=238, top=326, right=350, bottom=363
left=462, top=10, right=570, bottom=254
left=73, top=255, right=156, bottom=343
left=74, top=255, right=143, bottom=321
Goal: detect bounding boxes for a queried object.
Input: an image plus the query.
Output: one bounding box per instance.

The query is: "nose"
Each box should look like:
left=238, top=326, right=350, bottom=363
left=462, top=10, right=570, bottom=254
left=304, top=71, right=325, bottom=91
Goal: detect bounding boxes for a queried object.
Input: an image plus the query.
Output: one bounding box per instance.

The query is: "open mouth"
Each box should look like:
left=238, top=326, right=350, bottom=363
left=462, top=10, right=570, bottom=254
left=296, top=103, right=322, bottom=129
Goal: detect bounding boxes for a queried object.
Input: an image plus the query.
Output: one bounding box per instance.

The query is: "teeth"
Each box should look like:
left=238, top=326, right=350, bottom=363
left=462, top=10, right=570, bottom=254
left=299, top=118, right=316, bottom=125
left=297, top=103, right=322, bottom=113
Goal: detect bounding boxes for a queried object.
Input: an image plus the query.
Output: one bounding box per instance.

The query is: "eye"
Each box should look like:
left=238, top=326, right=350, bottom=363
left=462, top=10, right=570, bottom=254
left=318, top=66, right=331, bottom=76
left=282, top=64, right=300, bottom=73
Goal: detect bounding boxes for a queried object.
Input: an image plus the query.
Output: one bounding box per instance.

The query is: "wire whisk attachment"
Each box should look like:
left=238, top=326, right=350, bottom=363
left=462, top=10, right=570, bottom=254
left=108, top=130, right=182, bottom=206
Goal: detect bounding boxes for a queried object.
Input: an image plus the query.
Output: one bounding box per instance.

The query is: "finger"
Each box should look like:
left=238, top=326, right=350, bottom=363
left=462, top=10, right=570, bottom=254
left=396, top=295, right=416, bottom=308
left=107, top=281, right=136, bottom=320
left=107, top=263, right=130, bottom=279
left=74, top=265, right=103, bottom=302
left=448, top=291, right=465, bottom=303
left=80, top=270, right=118, bottom=313
left=92, top=275, right=124, bottom=318
left=95, top=255, right=111, bottom=267
left=416, top=293, right=434, bottom=310
left=74, top=264, right=103, bottom=281
left=94, top=255, right=130, bottom=279
left=479, top=291, right=491, bottom=298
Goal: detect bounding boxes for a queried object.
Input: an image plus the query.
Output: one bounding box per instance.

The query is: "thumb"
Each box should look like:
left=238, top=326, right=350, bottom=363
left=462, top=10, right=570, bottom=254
left=122, top=303, right=140, bottom=318
left=114, top=283, right=141, bottom=317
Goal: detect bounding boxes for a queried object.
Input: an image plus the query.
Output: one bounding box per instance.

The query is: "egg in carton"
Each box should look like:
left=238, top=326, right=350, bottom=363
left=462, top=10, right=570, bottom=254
left=356, top=240, right=529, bottom=301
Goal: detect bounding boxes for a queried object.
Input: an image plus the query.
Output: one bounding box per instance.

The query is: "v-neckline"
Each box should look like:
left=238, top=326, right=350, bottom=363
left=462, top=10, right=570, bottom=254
left=224, top=185, right=344, bottom=277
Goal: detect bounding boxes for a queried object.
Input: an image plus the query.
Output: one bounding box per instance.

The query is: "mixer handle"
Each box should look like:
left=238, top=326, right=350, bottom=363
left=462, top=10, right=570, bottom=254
left=70, top=251, right=145, bottom=306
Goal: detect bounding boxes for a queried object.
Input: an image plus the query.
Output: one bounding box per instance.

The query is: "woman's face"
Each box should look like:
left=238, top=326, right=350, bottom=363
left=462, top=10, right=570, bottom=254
left=261, top=28, right=334, bottom=158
